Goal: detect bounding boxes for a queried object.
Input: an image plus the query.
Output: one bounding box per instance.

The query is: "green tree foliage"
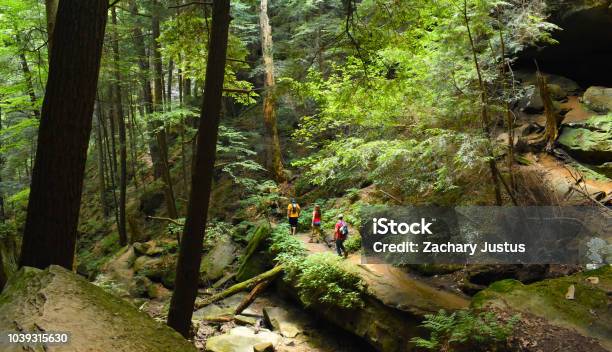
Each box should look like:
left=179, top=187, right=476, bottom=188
left=287, top=0, right=557, bottom=203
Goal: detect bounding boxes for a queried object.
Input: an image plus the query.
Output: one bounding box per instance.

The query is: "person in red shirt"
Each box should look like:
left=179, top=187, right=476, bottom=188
left=334, top=214, right=348, bottom=258
left=310, top=204, right=324, bottom=244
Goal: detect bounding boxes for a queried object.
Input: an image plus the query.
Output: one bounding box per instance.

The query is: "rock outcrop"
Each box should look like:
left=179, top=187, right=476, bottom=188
left=558, top=115, right=612, bottom=165
left=0, top=265, right=197, bottom=352
left=205, top=326, right=281, bottom=352
left=583, top=86, right=612, bottom=113
left=472, top=265, right=612, bottom=350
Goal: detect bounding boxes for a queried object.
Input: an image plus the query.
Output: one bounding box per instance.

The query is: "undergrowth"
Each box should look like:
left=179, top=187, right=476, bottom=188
left=412, top=309, right=518, bottom=352
left=270, top=224, right=364, bottom=309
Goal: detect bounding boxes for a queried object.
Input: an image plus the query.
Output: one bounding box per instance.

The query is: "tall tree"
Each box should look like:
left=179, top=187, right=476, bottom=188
left=128, top=0, right=165, bottom=181
left=16, top=36, right=40, bottom=119
left=19, top=0, right=108, bottom=270
left=152, top=0, right=178, bottom=219
left=167, top=0, right=231, bottom=337
left=259, top=0, right=284, bottom=182
left=111, top=6, right=128, bottom=245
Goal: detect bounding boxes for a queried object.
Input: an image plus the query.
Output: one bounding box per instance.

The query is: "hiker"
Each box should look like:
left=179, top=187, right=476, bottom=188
left=287, top=198, right=301, bottom=236
left=334, top=214, right=349, bottom=258
left=310, top=204, right=326, bottom=244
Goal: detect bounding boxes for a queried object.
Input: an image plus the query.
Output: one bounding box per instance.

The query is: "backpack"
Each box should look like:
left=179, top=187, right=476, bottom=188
left=339, top=222, right=349, bottom=237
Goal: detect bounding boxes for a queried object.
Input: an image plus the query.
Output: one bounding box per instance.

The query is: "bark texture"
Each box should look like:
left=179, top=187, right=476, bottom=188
left=19, top=0, right=108, bottom=270
left=166, top=0, right=231, bottom=337
left=259, top=0, right=285, bottom=182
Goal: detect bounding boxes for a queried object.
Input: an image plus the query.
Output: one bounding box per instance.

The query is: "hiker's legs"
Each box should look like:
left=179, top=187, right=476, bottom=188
left=316, top=226, right=324, bottom=243
left=336, top=239, right=346, bottom=257
left=289, top=217, right=298, bottom=235
left=339, top=240, right=347, bottom=258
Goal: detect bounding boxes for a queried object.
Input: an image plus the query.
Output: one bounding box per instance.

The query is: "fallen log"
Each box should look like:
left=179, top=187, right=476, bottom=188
left=234, top=278, right=273, bottom=315
left=195, top=265, right=283, bottom=309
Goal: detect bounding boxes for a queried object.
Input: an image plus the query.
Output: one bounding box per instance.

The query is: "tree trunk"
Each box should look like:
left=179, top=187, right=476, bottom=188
left=152, top=0, right=178, bottom=219
left=17, top=43, right=39, bottom=119
left=94, top=102, right=108, bottom=217
left=19, top=0, right=108, bottom=270
left=111, top=7, right=128, bottom=246
left=259, top=0, right=285, bottom=182
left=45, top=0, right=59, bottom=55
left=462, top=0, right=502, bottom=205
left=167, top=60, right=174, bottom=108
left=128, top=0, right=164, bottom=180
left=166, top=0, right=231, bottom=337
left=0, top=106, right=5, bottom=222
left=538, top=73, right=563, bottom=152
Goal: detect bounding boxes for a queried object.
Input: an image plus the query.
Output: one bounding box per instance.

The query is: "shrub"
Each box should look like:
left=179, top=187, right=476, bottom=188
left=269, top=226, right=364, bottom=309
left=344, top=233, right=362, bottom=253
left=412, top=309, right=518, bottom=351
left=294, top=253, right=364, bottom=309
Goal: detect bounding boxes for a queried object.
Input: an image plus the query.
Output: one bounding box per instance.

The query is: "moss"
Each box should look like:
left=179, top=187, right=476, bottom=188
left=0, top=266, right=196, bottom=351
left=236, top=225, right=272, bottom=282
left=472, top=266, right=612, bottom=342
left=77, top=232, right=124, bottom=277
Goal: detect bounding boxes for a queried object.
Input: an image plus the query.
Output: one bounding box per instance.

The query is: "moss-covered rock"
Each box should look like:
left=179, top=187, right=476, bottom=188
left=583, top=86, right=612, bottom=113
left=133, top=254, right=177, bottom=288
left=558, top=115, right=612, bottom=164
left=0, top=265, right=196, bottom=352
left=199, top=233, right=237, bottom=285
left=472, top=266, right=612, bottom=348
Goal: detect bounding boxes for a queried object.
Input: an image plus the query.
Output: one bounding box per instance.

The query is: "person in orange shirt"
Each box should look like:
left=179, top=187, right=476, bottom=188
left=287, top=198, right=301, bottom=235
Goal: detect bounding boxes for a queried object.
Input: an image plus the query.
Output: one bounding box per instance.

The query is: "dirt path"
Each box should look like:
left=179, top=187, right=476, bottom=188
left=296, top=233, right=469, bottom=314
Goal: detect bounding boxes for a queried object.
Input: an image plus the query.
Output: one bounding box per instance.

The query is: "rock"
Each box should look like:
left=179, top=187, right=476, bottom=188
left=200, top=233, right=237, bottom=284
left=148, top=282, right=171, bottom=299
left=586, top=276, right=599, bottom=284
left=466, top=264, right=549, bottom=287
left=193, top=304, right=233, bottom=322
left=253, top=342, right=274, bottom=352
left=133, top=254, right=177, bottom=288
left=547, top=83, right=568, bottom=101
left=565, top=284, right=576, bottom=299
left=407, top=264, right=463, bottom=276
left=472, top=265, right=612, bottom=349
left=205, top=326, right=281, bottom=352
left=0, top=266, right=197, bottom=352
left=521, top=121, right=545, bottom=136
left=235, top=315, right=258, bottom=326
left=263, top=306, right=304, bottom=338
left=583, top=86, right=612, bottom=113
left=558, top=115, right=612, bottom=164
left=139, top=187, right=165, bottom=216
left=134, top=240, right=172, bottom=257
left=128, top=275, right=153, bottom=297
left=520, top=85, right=544, bottom=114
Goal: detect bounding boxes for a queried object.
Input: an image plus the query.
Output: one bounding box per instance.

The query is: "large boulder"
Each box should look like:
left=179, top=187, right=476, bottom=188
left=205, top=326, right=281, bottom=352
left=133, top=254, right=177, bottom=288
left=263, top=306, right=307, bottom=338
left=583, top=86, right=612, bottom=113
left=473, top=265, right=612, bottom=350
left=0, top=266, right=197, bottom=352
left=558, top=115, right=612, bottom=164
left=199, top=233, right=237, bottom=284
